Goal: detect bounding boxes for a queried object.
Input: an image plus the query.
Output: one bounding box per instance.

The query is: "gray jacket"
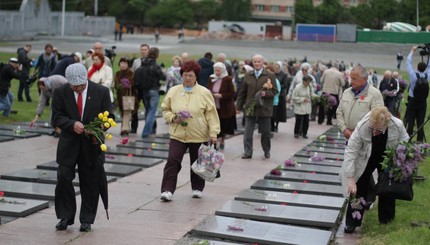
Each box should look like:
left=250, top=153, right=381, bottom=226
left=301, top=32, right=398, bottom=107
left=339, top=112, right=409, bottom=197
left=36, top=75, right=68, bottom=116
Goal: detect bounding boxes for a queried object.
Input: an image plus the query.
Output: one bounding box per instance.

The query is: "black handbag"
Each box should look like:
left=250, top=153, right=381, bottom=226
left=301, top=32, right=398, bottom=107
left=375, top=172, right=413, bottom=201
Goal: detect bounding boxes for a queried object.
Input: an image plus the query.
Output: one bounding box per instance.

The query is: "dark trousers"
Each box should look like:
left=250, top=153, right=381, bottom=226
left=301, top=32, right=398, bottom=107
left=406, top=97, right=427, bottom=142
left=345, top=160, right=396, bottom=227
left=294, top=114, right=309, bottom=136
left=18, top=76, right=31, bottom=101
left=55, top=152, right=104, bottom=224
left=161, top=139, right=205, bottom=193
left=318, top=94, right=339, bottom=124
left=243, top=116, right=271, bottom=157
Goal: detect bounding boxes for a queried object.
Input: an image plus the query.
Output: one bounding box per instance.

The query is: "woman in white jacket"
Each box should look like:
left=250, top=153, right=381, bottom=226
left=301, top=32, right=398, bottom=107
left=339, top=106, right=409, bottom=233
left=88, top=53, right=114, bottom=102
left=292, top=75, right=315, bottom=138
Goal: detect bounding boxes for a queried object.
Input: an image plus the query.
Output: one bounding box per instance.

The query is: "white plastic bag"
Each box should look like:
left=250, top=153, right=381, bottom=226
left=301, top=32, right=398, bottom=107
left=191, top=144, right=224, bottom=182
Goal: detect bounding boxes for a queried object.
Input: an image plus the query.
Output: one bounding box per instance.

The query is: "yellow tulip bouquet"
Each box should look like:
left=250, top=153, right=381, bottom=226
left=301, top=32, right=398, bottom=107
left=84, top=111, right=117, bottom=152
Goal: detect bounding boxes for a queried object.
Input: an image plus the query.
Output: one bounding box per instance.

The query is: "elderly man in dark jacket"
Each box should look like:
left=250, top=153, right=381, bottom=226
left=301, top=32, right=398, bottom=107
left=17, top=44, right=33, bottom=102
left=236, top=54, right=278, bottom=159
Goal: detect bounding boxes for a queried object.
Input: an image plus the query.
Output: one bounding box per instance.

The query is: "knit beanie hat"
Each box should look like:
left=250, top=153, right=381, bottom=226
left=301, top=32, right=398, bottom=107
left=66, top=63, right=88, bottom=86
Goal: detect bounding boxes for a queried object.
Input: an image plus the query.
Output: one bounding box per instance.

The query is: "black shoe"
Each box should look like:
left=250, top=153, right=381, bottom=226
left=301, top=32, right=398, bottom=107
left=241, top=155, right=252, bottom=159
left=294, top=134, right=299, bottom=138
left=48, top=131, right=55, bottom=136
left=303, top=135, right=308, bottom=139
left=130, top=129, right=137, bottom=134
left=54, top=132, right=60, bottom=138
left=264, top=153, right=270, bottom=159
left=79, top=223, right=91, bottom=232
left=55, top=219, right=74, bottom=230
left=344, top=226, right=356, bottom=234
left=327, top=122, right=333, bottom=125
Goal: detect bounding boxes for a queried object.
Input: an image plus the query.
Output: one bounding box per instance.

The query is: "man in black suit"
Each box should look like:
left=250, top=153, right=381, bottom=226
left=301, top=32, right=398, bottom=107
left=52, top=63, right=113, bottom=232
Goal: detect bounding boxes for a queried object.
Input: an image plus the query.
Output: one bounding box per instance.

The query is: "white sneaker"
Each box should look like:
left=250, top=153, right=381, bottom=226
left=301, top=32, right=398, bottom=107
left=192, top=190, right=203, bottom=198
left=160, top=191, right=173, bottom=201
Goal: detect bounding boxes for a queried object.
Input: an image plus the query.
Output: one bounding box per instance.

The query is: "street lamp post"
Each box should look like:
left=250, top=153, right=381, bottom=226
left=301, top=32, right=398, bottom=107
left=416, top=0, right=419, bottom=31
left=61, top=0, right=65, bottom=36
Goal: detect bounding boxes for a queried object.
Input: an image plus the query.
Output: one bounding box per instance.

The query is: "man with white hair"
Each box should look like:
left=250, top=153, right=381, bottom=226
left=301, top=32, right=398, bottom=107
left=378, top=70, right=399, bottom=115
left=236, top=54, right=278, bottom=159
left=52, top=63, right=113, bottom=232
left=85, top=42, right=112, bottom=68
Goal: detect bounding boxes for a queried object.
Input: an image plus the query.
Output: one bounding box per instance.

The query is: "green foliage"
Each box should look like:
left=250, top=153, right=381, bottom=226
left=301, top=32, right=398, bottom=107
left=219, top=0, right=251, bottom=21
left=146, top=0, right=193, bottom=27
left=294, top=0, right=316, bottom=25
left=193, top=0, right=219, bottom=27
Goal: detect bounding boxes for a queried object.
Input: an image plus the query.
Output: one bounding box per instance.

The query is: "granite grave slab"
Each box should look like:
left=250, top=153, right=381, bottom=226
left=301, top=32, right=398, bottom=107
left=309, top=142, right=346, bottom=149
left=251, top=179, right=343, bottom=197
left=216, top=200, right=341, bottom=229
left=107, top=147, right=168, bottom=159
left=302, top=146, right=345, bottom=155
left=0, top=129, right=41, bottom=139
left=0, top=179, right=79, bottom=200
left=117, top=141, right=170, bottom=151
left=192, top=215, right=333, bottom=245
left=0, top=197, right=49, bottom=217
left=155, top=133, right=170, bottom=139
left=290, top=157, right=343, bottom=167
left=36, top=161, right=143, bottom=176
left=294, top=151, right=344, bottom=161
left=265, top=170, right=340, bottom=185
left=105, top=155, right=163, bottom=168
left=0, top=124, right=53, bottom=135
left=176, top=236, right=243, bottom=245
left=282, top=162, right=340, bottom=175
left=1, top=169, right=117, bottom=185
left=0, top=136, right=14, bottom=142
left=136, top=137, right=170, bottom=144
left=313, top=137, right=346, bottom=144
left=235, top=189, right=345, bottom=210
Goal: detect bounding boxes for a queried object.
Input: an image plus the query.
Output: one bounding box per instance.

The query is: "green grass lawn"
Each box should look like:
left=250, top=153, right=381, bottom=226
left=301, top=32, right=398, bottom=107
left=1, top=51, right=430, bottom=244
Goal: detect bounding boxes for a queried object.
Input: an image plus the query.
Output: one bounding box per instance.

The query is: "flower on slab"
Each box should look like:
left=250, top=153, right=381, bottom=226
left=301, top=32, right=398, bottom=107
left=284, top=159, right=297, bottom=167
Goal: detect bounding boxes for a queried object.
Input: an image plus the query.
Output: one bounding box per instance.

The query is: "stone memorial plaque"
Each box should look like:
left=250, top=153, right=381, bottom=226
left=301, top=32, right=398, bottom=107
left=155, top=133, right=170, bottom=139
left=235, top=189, right=345, bottom=210
left=265, top=170, right=340, bottom=185
left=107, top=147, right=168, bottom=159
left=323, top=131, right=346, bottom=139
left=105, top=155, right=163, bottom=168
left=216, top=200, right=340, bottom=229
left=117, top=141, right=170, bottom=151
left=37, top=161, right=146, bottom=176
left=0, top=197, right=49, bottom=217
left=0, top=129, right=41, bottom=139
left=313, top=137, right=346, bottom=144
left=136, top=137, right=170, bottom=144
left=192, top=215, right=332, bottom=245
left=303, top=146, right=345, bottom=155
left=0, top=124, right=53, bottom=135
left=290, top=157, right=343, bottom=167
left=176, top=236, right=243, bottom=245
left=294, top=151, right=344, bottom=161
left=282, top=163, right=340, bottom=175
left=0, top=179, right=79, bottom=200
left=309, top=142, right=346, bottom=149
left=1, top=169, right=117, bottom=185
left=251, top=179, right=343, bottom=197
left=0, top=136, right=14, bottom=142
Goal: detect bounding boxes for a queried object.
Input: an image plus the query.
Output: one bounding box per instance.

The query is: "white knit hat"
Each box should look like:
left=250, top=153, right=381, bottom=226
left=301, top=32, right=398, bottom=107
left=66, top=63, right=88, bottom=86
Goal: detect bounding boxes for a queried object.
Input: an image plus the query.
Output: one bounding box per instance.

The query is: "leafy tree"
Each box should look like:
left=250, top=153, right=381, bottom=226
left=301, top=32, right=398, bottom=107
left=294, top=0, right=316, bottom=25
left=146, top=0, right=193, bottom=27
left=129, top=0, right=158, bottom=25
left=350, top=4, right=375, bottom=29
left=370, top=0, right=398, bottom=29
left=192, top=0, right=220, bottom=28
left=219, top=0, right=251, bottom=21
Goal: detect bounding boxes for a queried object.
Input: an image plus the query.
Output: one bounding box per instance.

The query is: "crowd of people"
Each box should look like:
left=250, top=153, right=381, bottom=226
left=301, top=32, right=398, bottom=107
left=0, top=41, right=429, bottom=235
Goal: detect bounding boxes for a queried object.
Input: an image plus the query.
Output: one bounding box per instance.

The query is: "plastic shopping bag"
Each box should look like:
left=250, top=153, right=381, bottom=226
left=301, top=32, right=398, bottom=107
left=191, top=144, right=224, bottom=182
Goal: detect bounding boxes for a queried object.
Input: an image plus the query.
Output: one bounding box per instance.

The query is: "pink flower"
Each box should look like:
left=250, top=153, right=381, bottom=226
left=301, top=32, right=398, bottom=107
left=120, top=137, right=129, bottom=145
left=284, top=159, right=296, bottom=167
left=270, top=169, right=282, bottom=176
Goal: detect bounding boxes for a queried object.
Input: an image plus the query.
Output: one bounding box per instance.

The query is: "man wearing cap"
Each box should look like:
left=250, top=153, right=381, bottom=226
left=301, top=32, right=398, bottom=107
left=30, top=75, right=68, bottom=136
left=52, top=63, right=113, bottom=232
left=0, top=58, right=21, bottom=117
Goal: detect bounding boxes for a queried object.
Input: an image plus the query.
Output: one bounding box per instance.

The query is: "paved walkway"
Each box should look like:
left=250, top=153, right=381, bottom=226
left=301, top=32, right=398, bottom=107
left=0, top=115, right=358, bottom=244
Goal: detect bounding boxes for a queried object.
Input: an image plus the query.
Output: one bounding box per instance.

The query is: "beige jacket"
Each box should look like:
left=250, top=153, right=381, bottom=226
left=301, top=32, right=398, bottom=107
left=339, top=112, right=409, bottom=197
left=88, top=64, right=114, bottom=102
left=336, top=84, right=384, bottom=133
left=321, top=67, right=344, bottom=95
left=161, top=84, right=220, bottom=143
left=292, top=83, right=315, bottom=115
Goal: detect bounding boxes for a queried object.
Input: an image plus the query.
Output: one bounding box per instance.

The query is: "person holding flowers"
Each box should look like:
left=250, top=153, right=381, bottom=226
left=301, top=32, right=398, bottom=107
left=160, top=60, right=220, bottom=201
left=339, top=106, right=409, bottom=234
left=51, top=63, right=114, bottom=232
left=114, top=57, right=138, bottom=136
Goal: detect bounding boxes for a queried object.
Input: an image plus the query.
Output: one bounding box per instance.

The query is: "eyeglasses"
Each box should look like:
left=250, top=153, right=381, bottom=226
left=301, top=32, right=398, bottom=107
left=369, top=125, right=386, bottom=134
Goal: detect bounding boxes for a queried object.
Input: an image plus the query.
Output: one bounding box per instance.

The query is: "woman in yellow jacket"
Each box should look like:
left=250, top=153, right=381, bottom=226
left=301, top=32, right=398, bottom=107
left=160, top=60, right=220, bottom=202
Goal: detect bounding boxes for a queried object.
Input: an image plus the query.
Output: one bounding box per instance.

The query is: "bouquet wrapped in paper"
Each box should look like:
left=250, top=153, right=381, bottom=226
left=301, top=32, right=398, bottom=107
left=191, top=144, right=224, bottom=182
